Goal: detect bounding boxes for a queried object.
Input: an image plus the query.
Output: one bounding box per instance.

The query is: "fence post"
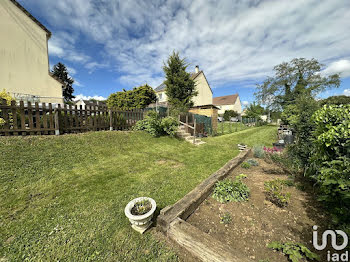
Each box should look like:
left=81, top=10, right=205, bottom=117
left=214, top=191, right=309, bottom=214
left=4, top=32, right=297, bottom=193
left=109, top=109, right=113, bottom=131
left=193, top=118, right=196, bottom=144
left=54, top=108, right=60, bottom=135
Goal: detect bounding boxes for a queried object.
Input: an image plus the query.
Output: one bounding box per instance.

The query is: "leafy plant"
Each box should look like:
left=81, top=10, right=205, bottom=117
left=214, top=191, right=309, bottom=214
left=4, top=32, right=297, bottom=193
left=161, top=116, right=179, bottom=137
left=264, top=179, right=291, bottom=207
left=219, top=212, right=232, bottom=224
left=212, top=177, right=250, bottom=203
left=241, top=162, right=251, bottom=169
left=133, top=111, right=163, bottom=137
left=131, top=199, right=152, bottom=216
left=0, top=89, right=15, bottom=127
left=247, top=159, right=259, bottom=166
left=236, top=174, right=247, bottom=179
left=267, top=241, right=319, bottom=262
left=253, top=145, right=265, bottom=158
left=223, top=110, right=238, bottom=121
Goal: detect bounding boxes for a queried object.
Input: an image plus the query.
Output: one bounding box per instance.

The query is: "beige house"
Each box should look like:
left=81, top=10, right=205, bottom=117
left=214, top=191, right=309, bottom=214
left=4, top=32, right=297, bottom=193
left=154, top=66, right=213, bottom=107
left=213, top=94, right=242, bottom=115
left=0, top=0, right=63, bottom=104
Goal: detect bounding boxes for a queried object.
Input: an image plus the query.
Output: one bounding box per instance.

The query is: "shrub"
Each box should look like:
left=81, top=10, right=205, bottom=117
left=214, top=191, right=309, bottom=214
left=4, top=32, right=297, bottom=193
left=241, top=162, right=251, bottom=169
left=253, top=145, right=265, bottom=158
left=161, top=116, right=179, bottom=137
left=267, top=241, right=319, bottom=262
left=308, top=104, right=350, bottom=224
left=246, top=159, right=259, bottom=166
left=223, top=110, right=238, bottom=121
left=133, top=111, right=162, bottom=137
left=264, top=179, right=291, bottom=207
left=0, top=89, right=15, bottom=127
left=212, top=177, right=250, bottom=203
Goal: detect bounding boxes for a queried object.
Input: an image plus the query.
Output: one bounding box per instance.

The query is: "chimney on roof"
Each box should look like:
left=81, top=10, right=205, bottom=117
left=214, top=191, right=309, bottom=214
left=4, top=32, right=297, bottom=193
left=195, top=65, right=199, bottom=73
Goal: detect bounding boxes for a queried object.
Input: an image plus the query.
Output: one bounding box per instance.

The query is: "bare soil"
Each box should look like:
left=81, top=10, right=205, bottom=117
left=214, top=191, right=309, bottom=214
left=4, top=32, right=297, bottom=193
left=187, top=152, right=331, bottom=262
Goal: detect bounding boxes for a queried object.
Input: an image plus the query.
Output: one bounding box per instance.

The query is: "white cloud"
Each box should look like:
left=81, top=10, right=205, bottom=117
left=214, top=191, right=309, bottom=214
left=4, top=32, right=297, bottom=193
left=322, top=59, right=350, bottom=78
left=74, top=94, right=106, bottom=101
left=344, top=89, right=350, bottom=96
left=67, top=66, right=77, bottom=76
left=31, top=0, right=350, bottom=88
left=85, top=62, right=109, bottom=74
left=74, top=80, right=84, bottom=87
left=242, top=101, right=250, bottom=106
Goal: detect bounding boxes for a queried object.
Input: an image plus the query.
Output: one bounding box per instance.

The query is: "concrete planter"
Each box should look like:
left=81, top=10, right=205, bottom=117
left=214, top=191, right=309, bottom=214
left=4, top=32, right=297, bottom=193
left=124, top=197, right=156, bottom=234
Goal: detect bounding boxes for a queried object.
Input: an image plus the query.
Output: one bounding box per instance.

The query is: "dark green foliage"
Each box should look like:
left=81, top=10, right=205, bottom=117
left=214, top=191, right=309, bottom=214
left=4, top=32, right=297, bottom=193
left=133, top=111, right=179, bottom=137
left=255, top=58, right=340, bottom=111
left=247, top=159, right=259, bottom=166
left=212, top=177, right=250, bottom=203
left=51, top=62, right=75, bottom=102
left=163, top=51, right=198, bottom=113
left=107, top=84, right=156, bottom=109
left=244, top=102, right=265, bottom=119
left=267, top=241, right=319, bottom=262
left=223, top=110, right=239, bottom=121
left=320, top=95, right=350, bottom=106
left=308, top=104, right=350, bottom=224
left=241, top=162, right=251, bottom=169
left=219, top=212, right=232, bottom=224
left=264, top=179, right=291, bottom=207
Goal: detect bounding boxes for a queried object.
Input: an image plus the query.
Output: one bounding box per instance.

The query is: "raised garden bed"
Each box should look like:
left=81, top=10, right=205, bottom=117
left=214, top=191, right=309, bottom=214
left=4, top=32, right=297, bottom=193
left=158, top=150, right=331, bottom=262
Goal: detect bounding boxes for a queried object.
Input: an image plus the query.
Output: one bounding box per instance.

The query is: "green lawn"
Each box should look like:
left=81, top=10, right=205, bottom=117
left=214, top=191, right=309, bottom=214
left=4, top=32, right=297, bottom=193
left=0, top=126, right=276, bottom=261
left=216, top=121, right=250, bottom=135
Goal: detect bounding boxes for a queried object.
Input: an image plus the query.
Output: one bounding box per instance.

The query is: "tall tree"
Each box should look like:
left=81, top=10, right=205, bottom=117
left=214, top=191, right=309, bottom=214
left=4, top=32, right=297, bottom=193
left=51, top=62, right=75, bottom=102
left=163, top=51, right=197, bottom=113
left=244, top=102, right=265, bottom=119
left=255, top=58, right=340, bottom=110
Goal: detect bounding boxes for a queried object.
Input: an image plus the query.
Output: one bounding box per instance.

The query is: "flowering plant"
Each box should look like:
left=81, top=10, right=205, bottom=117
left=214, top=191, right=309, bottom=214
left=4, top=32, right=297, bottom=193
left=263, top=146, right=283, bottom=154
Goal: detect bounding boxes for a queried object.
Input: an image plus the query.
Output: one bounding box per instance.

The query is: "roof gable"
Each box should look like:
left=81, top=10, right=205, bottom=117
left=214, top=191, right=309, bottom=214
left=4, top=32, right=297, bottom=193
left=213, top=94, right=239, bottom=105
left=9, top=0, right=51, bottom=38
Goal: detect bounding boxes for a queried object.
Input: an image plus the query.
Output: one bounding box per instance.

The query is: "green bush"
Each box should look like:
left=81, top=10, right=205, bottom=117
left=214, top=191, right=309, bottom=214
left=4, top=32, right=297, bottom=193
left=241, top=162, right=251, bottom=169
left=223, top=110, right=238, bottom=121
left=134, top=111, right=179, bottom=137
left=264, top=179, right=291, bottom=207
left=0, top=89, right=15, bottom=127
left=308, top=104, right=350, bottom=224
left=219, top=212, right=232, bottom=224
left=212, top=177, right=250, bottom=203
left=161, top=116, right=179, bottom=137
left=133, top=111, right=162, bottom=137
left=247, top=159, right=259, bottom=166
left=268, top=241, right=319, bottom=262
left=253, top=145, right=265, bottom=158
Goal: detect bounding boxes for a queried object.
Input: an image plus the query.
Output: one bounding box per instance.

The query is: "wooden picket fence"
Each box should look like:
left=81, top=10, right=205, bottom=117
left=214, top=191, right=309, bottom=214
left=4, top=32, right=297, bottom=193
left=0, top=99, right=144, bottom=136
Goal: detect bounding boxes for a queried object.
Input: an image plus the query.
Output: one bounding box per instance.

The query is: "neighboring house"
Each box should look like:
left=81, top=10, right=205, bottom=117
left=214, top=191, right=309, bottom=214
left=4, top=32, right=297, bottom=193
left=213, top=94, right=242, bottom=115
left=0, top=0, right=64, bottom=104
left=74, top=99, right=106, bottom=109
left=154, top=66, right=213, bottom=107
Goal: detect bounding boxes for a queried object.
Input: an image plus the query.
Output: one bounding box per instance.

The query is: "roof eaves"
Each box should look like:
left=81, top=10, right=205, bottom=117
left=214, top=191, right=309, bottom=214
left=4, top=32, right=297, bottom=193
left=9, top=0, right=52, bottom=38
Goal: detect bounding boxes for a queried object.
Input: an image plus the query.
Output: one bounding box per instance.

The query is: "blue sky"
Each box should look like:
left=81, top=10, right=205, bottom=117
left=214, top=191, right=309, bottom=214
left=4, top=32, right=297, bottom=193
left=18, top=0, right=350, bottom=106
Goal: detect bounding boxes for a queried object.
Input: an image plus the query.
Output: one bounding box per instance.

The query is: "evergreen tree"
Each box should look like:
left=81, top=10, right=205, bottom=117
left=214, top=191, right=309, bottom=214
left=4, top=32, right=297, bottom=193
left=51, top=62, right=75, bottom=102
left=163, top=51, right=197, bottom=113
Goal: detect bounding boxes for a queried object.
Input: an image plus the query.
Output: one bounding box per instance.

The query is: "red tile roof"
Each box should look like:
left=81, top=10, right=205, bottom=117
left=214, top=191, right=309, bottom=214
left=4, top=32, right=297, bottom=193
left=213, top=94, right=239, bottom=105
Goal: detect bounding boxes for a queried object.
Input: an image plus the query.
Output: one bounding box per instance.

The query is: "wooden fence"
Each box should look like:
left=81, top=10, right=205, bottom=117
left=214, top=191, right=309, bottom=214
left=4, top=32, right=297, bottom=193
left=0, top=99, right=144, bottom=136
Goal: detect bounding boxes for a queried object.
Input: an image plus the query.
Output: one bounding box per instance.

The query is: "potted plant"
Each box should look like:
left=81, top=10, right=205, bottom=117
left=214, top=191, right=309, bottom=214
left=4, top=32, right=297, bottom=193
left=124, top=197, right=156, bottom=234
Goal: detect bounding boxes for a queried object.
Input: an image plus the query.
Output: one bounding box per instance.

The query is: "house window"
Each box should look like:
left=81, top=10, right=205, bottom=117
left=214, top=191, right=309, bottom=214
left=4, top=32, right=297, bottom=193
left=159, top=93, right=163, bottom=100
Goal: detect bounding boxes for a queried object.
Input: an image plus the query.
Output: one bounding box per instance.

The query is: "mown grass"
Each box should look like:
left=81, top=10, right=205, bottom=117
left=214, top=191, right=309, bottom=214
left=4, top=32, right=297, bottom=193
left=216, top=121, right=250, bottom=135
left=0, top=125, right=276, bottom=261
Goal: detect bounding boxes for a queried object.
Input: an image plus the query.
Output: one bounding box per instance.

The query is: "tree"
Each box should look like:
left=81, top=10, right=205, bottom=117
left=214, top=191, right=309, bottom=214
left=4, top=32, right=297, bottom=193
left=223, top=110, right=239, bottom=121
left=320, top=95, right=350, bottom=106
left=244, top=102, right=264, bottom=119
left=107, top=84, right=156, bottom=109
left=163, top=51, right=197, bottom=113
left=255, top=58, right=340, bottom=110
left=51, top=62, right=75, bottom=102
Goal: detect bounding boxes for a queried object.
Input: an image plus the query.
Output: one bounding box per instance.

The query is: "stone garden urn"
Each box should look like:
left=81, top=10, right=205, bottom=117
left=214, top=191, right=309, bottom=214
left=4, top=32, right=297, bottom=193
left=124, top=197, right=156, bottom=234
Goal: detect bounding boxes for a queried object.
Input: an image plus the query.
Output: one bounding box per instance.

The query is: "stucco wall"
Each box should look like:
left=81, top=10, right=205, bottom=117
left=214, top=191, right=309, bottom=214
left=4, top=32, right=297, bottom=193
left=192, top=73, right=213, bottom=106
left=0, top=1, right=63, bottom=103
